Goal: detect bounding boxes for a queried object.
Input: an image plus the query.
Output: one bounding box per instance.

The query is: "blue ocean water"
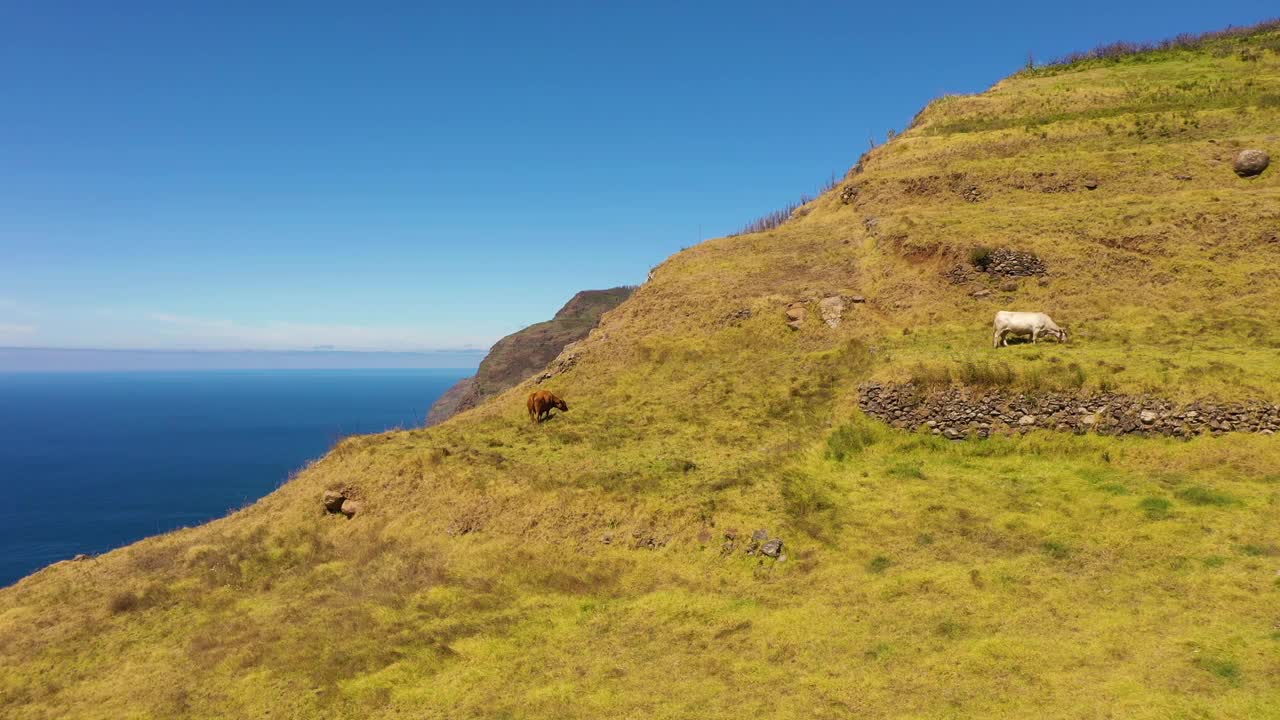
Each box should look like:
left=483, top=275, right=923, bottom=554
left=0, top=369, right=470, bottom=587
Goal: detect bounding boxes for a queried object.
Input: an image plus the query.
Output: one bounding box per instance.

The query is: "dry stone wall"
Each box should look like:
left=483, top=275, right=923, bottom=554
left=859, top=382, right=1280, bottom=440
left=982, top=249, right=1046, bottom=277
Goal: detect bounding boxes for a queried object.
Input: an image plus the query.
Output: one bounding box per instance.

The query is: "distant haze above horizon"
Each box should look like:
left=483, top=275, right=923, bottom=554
left=1, top=2, right=1271, bottom=364
left=0, top=347, right=484, bottom=372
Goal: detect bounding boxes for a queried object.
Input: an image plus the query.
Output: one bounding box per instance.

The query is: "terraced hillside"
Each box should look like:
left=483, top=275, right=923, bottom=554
left=3, top=24, right=1279, bottom=720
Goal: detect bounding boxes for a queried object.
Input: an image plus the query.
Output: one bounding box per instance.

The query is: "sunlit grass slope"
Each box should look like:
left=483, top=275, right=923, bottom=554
left=3, top=24, right=1280, bottom=720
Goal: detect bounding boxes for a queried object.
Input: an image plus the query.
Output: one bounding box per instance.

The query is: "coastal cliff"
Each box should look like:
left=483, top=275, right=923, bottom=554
left=425, top=287, right=633, bottom=425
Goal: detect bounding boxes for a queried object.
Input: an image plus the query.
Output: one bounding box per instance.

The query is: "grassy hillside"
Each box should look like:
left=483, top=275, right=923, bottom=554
left=426, top=287, right=634, bottom=425
left=3, top=24, right=1280, bottom=720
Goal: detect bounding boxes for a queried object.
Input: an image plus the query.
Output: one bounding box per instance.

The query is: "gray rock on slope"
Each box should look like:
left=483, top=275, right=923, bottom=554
left=1234, top=149, right=1269, bottom=177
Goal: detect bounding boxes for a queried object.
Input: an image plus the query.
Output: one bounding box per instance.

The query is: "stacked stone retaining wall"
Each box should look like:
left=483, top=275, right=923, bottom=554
left=859, top=382, right=1280, bottom=439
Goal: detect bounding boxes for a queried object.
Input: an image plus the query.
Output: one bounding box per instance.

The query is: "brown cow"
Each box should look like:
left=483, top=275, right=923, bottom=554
left=527, top=390, right=569, bottom=423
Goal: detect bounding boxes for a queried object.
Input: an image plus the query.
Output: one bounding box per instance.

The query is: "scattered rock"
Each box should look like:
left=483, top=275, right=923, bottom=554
left=751, top=529, right=769, bottom=542
left=839, top=185, right=860, bottom=204
left=601, top=534, right=613, bottom=545
left=819, top=296, right=847, bottom=328
left=339, top=499, right=363, bottom=518
left=71, top=554, right=91, bottom=562
left=849, top=295, right=866, bottom=304
left=1234, top=149, right=1270, bottom=178
left=1140, top=410, right=1158, bottom=425
left=722, top=307, right=753, bottom=326
left=1018, top=415, right=1037, bottom=426
left=1083, top=180, right=1099, bottom=190
left=972, top=289, right=992, bottom=299
left=1000, top=281, right=1019, bottom=292
left=322, top=490, right=347, bottom=513
left=785, top=303, right=808, bottom=331
left=761, top=540, right=784, bottom=558
left=634, top=534, right=666, bottom=550
left=956, top=184, right=984, bottom=203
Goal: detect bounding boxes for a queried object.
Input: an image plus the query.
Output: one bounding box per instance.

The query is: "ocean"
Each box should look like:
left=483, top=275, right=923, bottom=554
left=0, top=369, right=470, bottom=587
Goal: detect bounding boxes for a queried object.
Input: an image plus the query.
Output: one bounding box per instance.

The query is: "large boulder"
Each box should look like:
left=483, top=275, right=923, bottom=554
left=322, top=490, right=347, bottom=513
left=1234, top=149, right=1269, bottom=177
left=323, top=489, right=362, bottom=518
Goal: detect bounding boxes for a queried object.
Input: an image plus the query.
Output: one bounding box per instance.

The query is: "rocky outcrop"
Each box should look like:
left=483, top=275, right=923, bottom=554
left=426, top=287, right=634, bottom=425
left=322, top=489, right=362, bottom=518
left=859, top=382, right=1280, bottom=440
left=819, top=296, right=847, bottom=328
left=1234, top=148, right=1270, bottom=177
left=784, top=295, right=864, bottom=330
left=322, top=490, right=347, bottom=513
left=535, top=339, right=586, bottom=383
left=784, top=303, right=808, bottom=330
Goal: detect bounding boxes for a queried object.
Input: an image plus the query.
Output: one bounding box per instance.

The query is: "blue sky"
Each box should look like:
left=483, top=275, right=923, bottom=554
left=1, top=2, right=1273, bottom=364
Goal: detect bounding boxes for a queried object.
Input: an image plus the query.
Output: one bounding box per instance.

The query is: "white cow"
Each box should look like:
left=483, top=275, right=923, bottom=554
left=993, top=311, right=1068, bottom=348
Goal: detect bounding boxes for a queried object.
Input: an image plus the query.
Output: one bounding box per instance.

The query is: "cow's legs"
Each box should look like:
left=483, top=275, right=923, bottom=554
left=993, top=329, right=1004, bottom=348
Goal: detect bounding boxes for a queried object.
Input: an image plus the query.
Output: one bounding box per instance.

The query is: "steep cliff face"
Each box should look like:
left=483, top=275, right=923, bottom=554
left=425, top=287, right=633, bottom=425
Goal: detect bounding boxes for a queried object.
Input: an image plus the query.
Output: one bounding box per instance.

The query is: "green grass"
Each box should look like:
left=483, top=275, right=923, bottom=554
left=1176, top=485, right=1238, bottom=506
left=1139, top=496, right=1173, bottom=519
left=2, top=22, right=1280, bottom=720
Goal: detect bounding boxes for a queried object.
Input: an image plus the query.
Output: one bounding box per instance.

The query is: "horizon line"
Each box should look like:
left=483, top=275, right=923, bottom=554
left=0, top=345, right=487, bottom=356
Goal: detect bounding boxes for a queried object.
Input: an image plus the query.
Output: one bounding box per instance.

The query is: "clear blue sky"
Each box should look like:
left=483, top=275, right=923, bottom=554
left=0, top=2, right=1272, bottom=363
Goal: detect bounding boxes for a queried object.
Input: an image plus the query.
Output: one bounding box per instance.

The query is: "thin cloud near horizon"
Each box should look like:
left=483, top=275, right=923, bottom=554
left=0, top=305, right=497, bottom=354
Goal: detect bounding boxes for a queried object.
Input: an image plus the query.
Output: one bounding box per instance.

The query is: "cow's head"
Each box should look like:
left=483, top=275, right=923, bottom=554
left=556, top=398, right=569, bottom=412
left=1055, top=327, right=1069, bottom=343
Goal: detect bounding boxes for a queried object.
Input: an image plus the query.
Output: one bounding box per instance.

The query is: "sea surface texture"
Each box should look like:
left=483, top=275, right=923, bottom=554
left=0, top=369, right=470, bottom=586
